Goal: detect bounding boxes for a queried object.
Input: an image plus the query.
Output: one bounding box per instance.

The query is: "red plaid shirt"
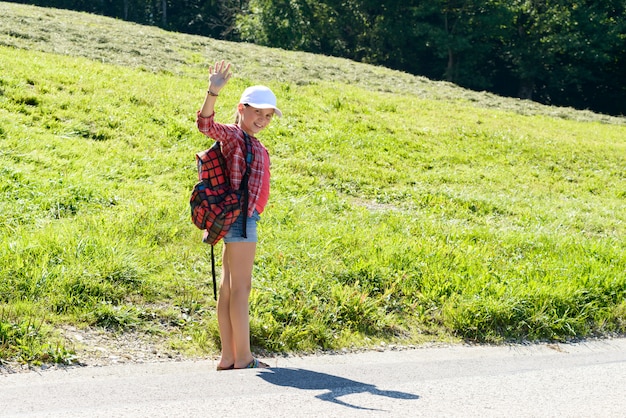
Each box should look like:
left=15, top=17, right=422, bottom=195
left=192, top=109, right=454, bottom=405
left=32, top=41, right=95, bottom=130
left=196, top=111, right=270, bottom=216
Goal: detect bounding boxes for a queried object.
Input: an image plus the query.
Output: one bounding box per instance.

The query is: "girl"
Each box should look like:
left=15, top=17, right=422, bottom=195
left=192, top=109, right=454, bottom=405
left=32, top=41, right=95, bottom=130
left=196, top=60, right=281, bottom=370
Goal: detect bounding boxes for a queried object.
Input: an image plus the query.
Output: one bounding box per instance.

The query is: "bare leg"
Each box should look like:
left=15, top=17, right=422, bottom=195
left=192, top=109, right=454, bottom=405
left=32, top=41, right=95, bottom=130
left=217, top=242, right=257, bottom=369
left=216, top=246, right=235, bottom=369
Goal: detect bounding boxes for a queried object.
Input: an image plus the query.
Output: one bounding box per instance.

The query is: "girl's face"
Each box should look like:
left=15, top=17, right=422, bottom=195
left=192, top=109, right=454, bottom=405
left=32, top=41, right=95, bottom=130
left=238, top=104, right=275, bottom=135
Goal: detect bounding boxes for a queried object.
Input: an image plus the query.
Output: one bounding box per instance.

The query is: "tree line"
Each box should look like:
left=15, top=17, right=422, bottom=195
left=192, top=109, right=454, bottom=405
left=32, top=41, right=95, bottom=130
left=9, top=0, right=626, bottom=116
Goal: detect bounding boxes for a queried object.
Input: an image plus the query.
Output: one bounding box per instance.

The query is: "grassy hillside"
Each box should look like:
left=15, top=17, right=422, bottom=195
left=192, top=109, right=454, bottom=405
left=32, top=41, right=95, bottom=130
left=1, top=2, right=625, bottom=366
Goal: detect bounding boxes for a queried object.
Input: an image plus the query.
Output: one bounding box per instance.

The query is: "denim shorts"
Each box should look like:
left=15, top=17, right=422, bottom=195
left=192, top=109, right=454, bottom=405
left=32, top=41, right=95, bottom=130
left=224, top=210, right=260, bottom=243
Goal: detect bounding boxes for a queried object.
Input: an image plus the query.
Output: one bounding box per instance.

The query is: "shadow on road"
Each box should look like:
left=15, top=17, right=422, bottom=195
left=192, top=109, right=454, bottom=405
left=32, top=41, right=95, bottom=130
left=256, top=367, right=419, bottom=411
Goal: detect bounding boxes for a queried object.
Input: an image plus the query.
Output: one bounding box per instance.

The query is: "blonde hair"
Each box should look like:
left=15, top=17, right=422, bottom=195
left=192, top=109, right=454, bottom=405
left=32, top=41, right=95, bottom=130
left=233, top=104, right=248, bottom=124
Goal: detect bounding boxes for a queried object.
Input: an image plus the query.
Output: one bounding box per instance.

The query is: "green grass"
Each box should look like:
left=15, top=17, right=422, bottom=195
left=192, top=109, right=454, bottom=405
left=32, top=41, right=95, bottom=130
left=1, top=2, right=625, bottom=365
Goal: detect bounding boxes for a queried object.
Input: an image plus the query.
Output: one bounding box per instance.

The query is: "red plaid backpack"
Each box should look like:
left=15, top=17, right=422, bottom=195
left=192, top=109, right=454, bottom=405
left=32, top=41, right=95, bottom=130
left=190, top=133, right=253, bottom=299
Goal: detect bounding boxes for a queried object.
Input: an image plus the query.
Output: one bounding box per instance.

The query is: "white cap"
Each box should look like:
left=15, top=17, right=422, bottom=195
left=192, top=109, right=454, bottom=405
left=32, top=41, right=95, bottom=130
left=239, top=85, right=282, bottom=117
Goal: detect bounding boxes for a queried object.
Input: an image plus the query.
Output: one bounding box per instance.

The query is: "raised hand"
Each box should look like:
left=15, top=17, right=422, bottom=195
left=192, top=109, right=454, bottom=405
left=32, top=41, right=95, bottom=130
left=208, top=60, right=232, bottom=94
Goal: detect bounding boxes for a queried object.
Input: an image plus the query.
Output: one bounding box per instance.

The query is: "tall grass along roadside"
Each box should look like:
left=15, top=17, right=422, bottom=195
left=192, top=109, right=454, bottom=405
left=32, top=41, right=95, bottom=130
left=0, top=2, right=624, bottom=366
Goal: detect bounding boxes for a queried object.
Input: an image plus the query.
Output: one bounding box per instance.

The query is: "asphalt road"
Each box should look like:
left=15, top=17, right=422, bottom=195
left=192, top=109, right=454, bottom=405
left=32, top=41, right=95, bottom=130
left=1, top=338, right=625, bottom=417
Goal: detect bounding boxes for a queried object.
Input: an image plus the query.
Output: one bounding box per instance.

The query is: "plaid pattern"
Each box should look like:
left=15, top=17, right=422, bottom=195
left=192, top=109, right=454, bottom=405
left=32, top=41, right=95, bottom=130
left=189, top=142, right=243, bottom=246
left=197, top=142, right=229, bottom=188
left=196, top=111, right=268, bottom=217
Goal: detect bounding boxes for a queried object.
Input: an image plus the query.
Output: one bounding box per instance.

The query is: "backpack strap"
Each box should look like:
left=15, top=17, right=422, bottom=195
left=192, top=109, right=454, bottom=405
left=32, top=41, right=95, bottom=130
left=240, top=131, right=254, bottom=238
left=211, top=245, right=217, bottom=300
